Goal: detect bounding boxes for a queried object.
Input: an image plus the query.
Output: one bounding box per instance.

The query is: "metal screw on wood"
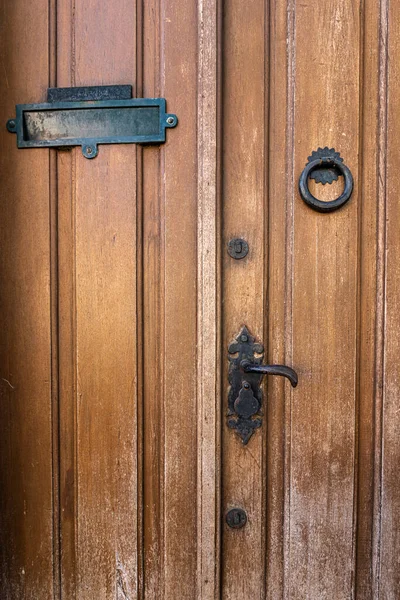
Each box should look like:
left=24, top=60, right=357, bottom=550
left=228, top=238, right=249, bottom=260
left=226, top=508, right=247, bottom=529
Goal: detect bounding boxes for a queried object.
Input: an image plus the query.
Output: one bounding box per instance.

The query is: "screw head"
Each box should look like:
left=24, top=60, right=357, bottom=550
left=240, top=335, right=248, bottom=342
left=166, top=116, right=175, bottom=125
left=226, top=508, right=247, bottom=529
left=228, top=238, right=249, bottom=260
left=82, top=144, right=98, bottom=159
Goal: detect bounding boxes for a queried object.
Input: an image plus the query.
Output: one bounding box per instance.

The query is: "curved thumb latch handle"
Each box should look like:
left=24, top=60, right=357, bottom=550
left=227, top=326, right=298, bottom=444
left=241, top=360, right=298, bottom=388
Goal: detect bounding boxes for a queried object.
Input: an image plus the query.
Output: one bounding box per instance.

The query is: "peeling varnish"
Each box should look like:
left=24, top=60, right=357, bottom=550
left=116, top=554, right=131, bottom=600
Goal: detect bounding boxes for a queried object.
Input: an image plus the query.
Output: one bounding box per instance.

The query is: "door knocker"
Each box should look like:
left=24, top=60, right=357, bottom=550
left=299, top=147, right=353, bottom=213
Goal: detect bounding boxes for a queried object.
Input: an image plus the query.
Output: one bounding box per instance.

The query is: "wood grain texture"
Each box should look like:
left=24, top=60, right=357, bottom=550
left=3, top=1, right=400, bottom=598
left=196, top=0, right=221, bottom=598
left=141, top=1, right=164, bottom=597
left=379, top=0, right=400, bottom=595
left=291, top=1, right=360, bottom=596
left=221, top=0, right=267, bottom=597
left=55, top=0, right=78, bottom=588
left=0, top=0, right=56, bottom=598
left=267, top=1, right=293, bottom=595
left=57, top=1, right=141, bottom=598
left=355, top=0, right=384, bottom=596
left=269, top=0, right=361, bottom=597
left=161, top=0, right=199, bottom=596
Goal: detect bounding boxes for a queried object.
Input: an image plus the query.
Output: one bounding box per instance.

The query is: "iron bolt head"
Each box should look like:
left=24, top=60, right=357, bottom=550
left=227, top=238, right=249, bottom=260
left=226, top=508, right=247, bottom=529
left=166, top=116, right=174, bottom=125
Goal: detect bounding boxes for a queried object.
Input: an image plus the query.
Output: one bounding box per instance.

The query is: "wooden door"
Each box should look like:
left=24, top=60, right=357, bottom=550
left=1, top=1, right=399, bottom=598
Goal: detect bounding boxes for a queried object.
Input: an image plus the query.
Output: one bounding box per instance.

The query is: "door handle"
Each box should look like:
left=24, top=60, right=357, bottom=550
left=228, top=326, right=298, bottom=444
left=241, top=360, right=298, bottom=387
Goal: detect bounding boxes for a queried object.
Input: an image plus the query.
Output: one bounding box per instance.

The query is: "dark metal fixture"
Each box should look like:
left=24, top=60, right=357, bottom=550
left=6, top=85, right=178, bottom=159
left=299, top=147, right=353, bottom=212
left=226, top=508, right=247, bottom=529
left=227, top=238, right=249, bottom=259
left=227, top=326, right=298, bottom=445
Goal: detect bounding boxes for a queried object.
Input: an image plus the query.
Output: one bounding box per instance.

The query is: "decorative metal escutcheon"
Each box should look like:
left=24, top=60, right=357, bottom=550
left=299, top=147, right=353, bottom=213
left=6, top=85, right=178, bottom=159
left=227, top=326, right=298, bottom=444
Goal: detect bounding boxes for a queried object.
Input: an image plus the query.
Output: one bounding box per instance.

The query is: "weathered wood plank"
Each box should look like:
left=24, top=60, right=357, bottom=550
left=221, top=0, right=267, bottom=597
left=269, top=0, right=361, bottom=597
left=196, top=0, right=221, bottom=597
left=0, top=1, right=55, bottom=597
left=161, top=0, right=199, bottom=596
left=141, top=2, right=164, bottom=597
left=356, top=0, right=383, bottom=596
left=57, top=1, right=140, bottom=597
left=379, top=1, right=400, bottom=595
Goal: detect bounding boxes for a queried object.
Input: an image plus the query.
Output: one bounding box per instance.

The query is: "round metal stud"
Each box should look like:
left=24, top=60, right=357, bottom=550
left=227, top=238, right=249, bottom=259
left=6, top=119, right=16, bottom=132
left=82, top=144, right=98, bottom=159
left=165, top=114, right=178, bottom=127
left=226, top=508, right=248, bottom=529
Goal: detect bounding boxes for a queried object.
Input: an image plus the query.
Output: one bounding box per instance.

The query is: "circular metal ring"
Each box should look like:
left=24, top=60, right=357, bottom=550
left=299, top=157, right=353, bottom=213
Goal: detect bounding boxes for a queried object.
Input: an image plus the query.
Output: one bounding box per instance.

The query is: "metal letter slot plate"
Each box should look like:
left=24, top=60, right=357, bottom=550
left=6, top=85, right=178, bottom=159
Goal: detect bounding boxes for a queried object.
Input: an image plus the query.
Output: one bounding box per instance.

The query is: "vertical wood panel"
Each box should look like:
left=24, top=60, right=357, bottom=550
left=56, top=5, right=76, bottom=595
left=0, top=1, right=55, bottom=598
left=290, top=1, right=361, bottom=596
left=142, top=2, right=214, bottom=596
left=57, top=149, right=78, bottom=599
left=142, top=0, right=164, bottom=597
left=221, top=0, right=267, bottom=597
left=269, top=0, right=361, bottom=597
left=356, top=0, right=383, bottom=596
left=49, top=2, right=60, bottom=596
left=197, top=0, right=221, bottom=597
left=162, top=1, right=199, bottom=597
left=267, top=0, right=293, bottom=595
left=380, top=1, right=400, bottom=595
left=57, top=1, right=140, bottom=597
left=75, top=151, right=139, bottom=598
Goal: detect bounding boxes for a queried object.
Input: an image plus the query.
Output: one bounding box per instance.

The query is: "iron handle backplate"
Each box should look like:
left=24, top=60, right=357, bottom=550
left=227, top=326, right=298, bottom=444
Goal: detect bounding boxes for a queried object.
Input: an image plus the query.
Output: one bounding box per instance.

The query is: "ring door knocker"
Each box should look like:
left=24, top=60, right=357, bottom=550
left=299, top=147, right=354, bottom=213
